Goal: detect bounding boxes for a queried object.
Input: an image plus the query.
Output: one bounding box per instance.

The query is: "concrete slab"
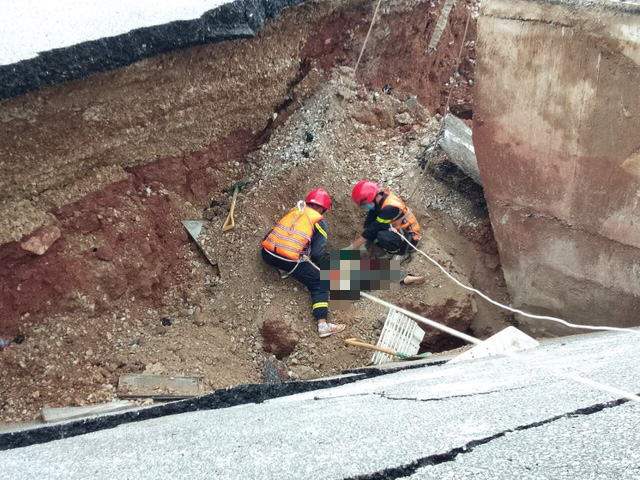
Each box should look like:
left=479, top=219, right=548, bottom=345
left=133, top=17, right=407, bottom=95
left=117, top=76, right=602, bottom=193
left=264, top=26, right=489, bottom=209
left=117, top=374, right=203, bottom=400
left=448, top=326, right=539, bottom=364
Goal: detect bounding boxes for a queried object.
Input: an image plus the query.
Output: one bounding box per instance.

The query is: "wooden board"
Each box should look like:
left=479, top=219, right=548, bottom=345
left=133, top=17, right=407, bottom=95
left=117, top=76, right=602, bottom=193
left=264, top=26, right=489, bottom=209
left=41, top=400, right=136, bottom=423
left=117, top=373, right=204, bottom=400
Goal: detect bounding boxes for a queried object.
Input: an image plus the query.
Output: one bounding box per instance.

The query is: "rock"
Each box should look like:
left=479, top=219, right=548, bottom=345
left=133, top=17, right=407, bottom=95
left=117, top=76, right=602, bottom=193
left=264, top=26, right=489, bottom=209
left=95, top=245, right=115, bottom=261
left=20, top=226, right=61, bottom=255
left=263, top=356, right=291, bottom=384
left=374, top=108, right=395, bottom=129
left=192, top=313, right=206, bottom=327
left=260, top=316, right=300, bottom=359
left=336, top=86, right=355, bottom=101
left=290, top=365, right=316, bottom=380
left=405, top=95, right=420, bottom=112
left=395, top=112, right=413, bottom=125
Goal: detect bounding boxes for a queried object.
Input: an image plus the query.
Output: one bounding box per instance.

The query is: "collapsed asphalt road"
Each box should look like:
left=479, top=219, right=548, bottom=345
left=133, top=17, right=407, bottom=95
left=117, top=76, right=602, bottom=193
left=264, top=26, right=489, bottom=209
left=2, top=329, right=639, bottom=479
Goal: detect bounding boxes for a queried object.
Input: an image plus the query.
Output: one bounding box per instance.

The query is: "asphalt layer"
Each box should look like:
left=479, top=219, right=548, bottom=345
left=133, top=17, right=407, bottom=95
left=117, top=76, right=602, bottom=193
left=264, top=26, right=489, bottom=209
left=1, top=329, right=639, bottom=479
left=0, top=0, right=307, bottom=101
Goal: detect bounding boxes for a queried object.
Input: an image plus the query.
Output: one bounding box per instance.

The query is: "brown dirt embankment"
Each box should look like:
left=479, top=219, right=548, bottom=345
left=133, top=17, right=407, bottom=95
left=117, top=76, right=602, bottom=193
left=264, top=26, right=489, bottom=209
left=0, top=0, right=492, bottom=424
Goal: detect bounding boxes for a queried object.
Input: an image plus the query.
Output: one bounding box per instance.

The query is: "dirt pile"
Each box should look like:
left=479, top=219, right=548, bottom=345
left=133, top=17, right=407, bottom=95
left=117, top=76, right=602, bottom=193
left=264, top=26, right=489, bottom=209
left=0, top=0, right=507, bottom=425
left=1, top=67, right=508, bottom=423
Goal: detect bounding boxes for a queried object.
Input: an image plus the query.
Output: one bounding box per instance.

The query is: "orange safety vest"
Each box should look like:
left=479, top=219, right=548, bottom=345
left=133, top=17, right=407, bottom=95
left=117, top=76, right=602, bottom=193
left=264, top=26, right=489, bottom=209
left=380, top=190, right=422, bottom=240
left=262, top=204, right=323, bottom=261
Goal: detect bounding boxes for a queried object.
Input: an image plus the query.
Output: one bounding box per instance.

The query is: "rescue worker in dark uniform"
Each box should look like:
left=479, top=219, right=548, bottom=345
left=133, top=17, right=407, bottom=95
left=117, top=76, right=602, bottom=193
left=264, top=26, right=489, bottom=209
left=261, top=188, right=345, bottom=338
left=346, top=180, right=425, bottom=285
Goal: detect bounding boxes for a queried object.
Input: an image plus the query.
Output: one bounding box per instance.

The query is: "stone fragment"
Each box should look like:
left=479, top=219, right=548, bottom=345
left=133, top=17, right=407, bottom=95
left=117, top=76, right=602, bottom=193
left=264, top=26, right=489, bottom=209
left=20, top=226, right=61, bottom=255
left=405, top=95, right=420, bottom=112
left=192, top=313, right=206, bottom=327
left=395, top=112, right=413, bottom=125
left=95, top=245, right=115, bottom=261
left=263, top=355, right=291, bottom=384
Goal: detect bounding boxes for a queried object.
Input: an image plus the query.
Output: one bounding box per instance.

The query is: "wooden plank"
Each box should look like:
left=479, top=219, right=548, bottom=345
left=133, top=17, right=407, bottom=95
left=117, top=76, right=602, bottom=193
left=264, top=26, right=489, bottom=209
left=41, top=400, right=136, bottom=423
left=117, top=373, right=203, bottom=400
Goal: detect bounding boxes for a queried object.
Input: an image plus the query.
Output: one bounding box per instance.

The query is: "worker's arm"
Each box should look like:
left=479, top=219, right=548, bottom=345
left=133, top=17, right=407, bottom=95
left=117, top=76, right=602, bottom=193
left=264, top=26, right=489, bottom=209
left=309, top=218, right=329, bottom=264
left=347, top=236, right=367, bottom=249
left=360, top=204, right=400, bottom=241
left=345, top=206, right=399, bottom=250
left=363, top=209, right=378, bottom=229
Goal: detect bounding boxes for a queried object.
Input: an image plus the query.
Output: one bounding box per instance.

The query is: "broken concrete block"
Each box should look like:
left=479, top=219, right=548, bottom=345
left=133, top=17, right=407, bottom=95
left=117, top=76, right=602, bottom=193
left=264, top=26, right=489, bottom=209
left=117, top=373, right=203, bottom=399
left=447, top=326, right=539, bottom=364
left=20, top=226, right=61, bottom=255
left=421, top=113, right=485, bottom=207
left=182, top=220, right=220, bottom=276
left=438, top=114, right=481, bottom=185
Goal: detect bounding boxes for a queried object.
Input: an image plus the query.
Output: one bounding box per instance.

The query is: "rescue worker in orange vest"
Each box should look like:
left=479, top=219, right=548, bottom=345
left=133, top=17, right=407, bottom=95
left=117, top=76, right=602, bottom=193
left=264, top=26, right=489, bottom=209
left=346, top=181, right=424, bottom=284
left=261, top=188, right=346, bottom=338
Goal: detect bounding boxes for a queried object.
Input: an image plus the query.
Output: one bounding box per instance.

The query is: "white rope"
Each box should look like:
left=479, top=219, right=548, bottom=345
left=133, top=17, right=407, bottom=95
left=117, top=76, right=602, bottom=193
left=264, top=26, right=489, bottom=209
left=306, top=247, right=640, bottom=401
left=359, top=291, right=640, bottom=403
left=353, top=0, right=383, bottom=77
left=392, top=229, right=640, bottom=336
left=360, top=291, right=481, bottom=345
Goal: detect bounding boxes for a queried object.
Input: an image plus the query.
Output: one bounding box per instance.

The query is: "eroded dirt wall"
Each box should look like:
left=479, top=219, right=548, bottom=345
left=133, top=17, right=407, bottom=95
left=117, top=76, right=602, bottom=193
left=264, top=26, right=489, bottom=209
left=474, top=0, right=640, bottom=335
left=0, top=0, right=476, bottom=334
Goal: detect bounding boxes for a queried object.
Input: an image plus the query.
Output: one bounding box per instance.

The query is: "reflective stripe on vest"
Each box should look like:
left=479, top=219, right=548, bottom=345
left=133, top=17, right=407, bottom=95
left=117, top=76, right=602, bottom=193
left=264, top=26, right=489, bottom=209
left=262, top=205, right=323, bottom=261
left=381, top=190, right=422, bottom=238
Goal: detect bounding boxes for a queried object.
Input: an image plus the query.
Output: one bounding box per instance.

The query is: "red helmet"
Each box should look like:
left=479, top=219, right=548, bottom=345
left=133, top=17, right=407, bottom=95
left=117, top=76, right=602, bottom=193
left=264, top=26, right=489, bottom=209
left=351, top=180, right=379, bottom=206
left=305, top=188, right=331, bottom=210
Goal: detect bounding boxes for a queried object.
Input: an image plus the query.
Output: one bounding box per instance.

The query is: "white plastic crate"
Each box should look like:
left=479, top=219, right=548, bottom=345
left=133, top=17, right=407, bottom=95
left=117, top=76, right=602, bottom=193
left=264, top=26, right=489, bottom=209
left=371, top=308, right=426, bottom=365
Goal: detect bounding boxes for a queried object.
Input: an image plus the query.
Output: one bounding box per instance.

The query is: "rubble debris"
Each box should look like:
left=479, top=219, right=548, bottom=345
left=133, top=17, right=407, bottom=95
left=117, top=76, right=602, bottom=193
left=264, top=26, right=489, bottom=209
left=0, top=26, right=502, bottom=423
left=264, top=356, right=291, bottom=384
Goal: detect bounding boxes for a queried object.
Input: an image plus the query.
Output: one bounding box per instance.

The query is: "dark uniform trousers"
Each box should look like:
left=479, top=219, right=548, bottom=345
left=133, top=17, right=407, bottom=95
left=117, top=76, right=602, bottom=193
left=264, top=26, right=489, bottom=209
left=261, top=249, right=329, bottom=320
left=374, top=229, right=419, bottom=255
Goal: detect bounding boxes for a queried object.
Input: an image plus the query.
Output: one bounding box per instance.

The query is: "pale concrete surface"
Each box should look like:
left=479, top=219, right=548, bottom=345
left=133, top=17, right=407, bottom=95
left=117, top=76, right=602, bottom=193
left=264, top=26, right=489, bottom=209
left=474, top=0, right=640, bottom=335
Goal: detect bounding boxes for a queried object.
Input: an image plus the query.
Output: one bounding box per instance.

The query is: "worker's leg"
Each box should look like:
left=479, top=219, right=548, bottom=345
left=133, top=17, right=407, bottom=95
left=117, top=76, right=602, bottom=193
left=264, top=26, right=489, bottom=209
left=374, top=230, right=407, bottom=255
left=292, top=262, right=345, bottom=338
left=261, top=248, right=298, bottom=273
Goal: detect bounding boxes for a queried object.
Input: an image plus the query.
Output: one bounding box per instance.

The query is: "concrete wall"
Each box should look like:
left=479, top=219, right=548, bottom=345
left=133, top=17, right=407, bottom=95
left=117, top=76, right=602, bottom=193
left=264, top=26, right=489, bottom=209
left=473, top=0, right=640, bottom=335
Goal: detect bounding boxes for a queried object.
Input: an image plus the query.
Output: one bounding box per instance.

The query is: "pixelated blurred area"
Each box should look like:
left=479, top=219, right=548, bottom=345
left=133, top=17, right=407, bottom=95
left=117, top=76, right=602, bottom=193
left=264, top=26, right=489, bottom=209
left=320, top=250, right=404, bottom=309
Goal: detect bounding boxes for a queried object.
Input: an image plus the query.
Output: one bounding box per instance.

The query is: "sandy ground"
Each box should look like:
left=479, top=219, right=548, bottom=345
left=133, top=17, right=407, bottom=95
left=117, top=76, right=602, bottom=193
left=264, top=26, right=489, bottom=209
left=0, top=67, right=510, bottom=424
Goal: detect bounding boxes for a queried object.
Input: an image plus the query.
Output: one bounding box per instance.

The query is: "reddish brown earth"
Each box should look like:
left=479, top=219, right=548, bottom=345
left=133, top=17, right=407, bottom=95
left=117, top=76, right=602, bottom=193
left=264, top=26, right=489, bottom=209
left=0, top=0, right=499, bottom=424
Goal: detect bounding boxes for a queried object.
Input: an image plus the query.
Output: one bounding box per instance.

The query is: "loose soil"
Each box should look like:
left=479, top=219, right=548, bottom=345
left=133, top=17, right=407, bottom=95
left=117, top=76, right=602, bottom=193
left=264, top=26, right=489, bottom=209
left=0, top=0, right=510, bottom=425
